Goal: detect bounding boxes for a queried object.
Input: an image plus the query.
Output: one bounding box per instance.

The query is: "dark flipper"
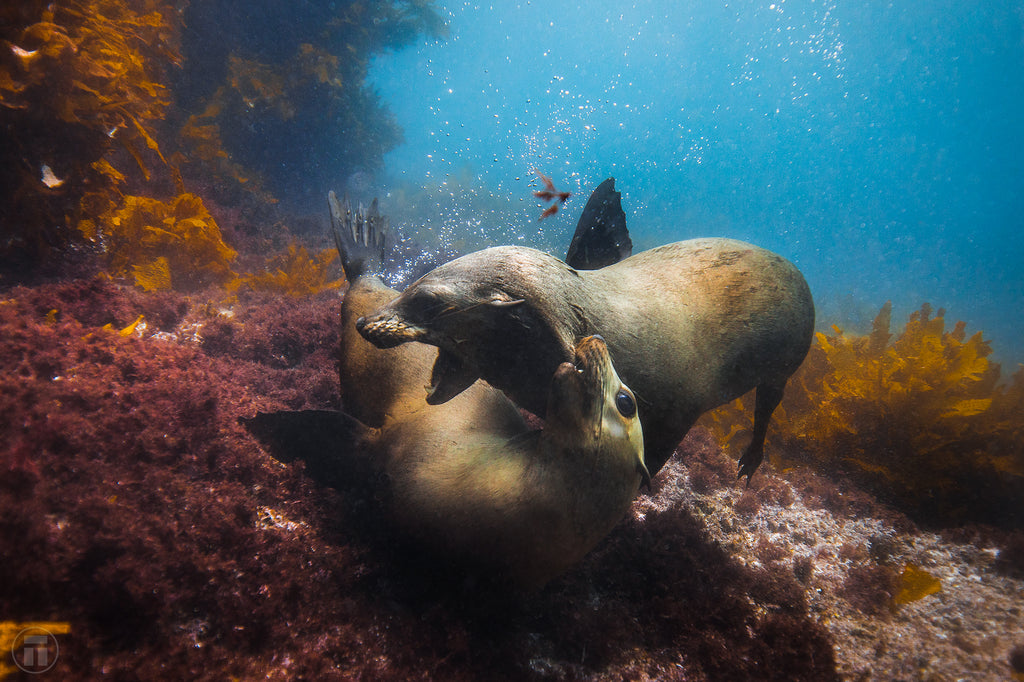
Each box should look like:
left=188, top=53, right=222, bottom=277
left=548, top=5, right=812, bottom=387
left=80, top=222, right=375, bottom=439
left=737, top=383, right=786, bottom=485
left=328, top=191, right=388, bottom=281
left=242, top=409, right=372, bottom=489
left=565, top=178, right=632, bottom=270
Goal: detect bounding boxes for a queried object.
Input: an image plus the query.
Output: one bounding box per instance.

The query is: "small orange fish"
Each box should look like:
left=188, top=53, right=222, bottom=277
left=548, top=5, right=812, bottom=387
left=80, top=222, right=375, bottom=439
left=532, top=169, right=572, bottom=220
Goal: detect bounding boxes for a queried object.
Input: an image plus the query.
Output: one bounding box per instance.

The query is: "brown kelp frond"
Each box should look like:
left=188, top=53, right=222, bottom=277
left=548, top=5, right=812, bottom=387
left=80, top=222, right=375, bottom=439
left=891, top=563, right=942, bottom=607
left=83, top=192, right=237, bottom=291
left=176, top=95, right=277, bottom=205
left=0, top=0, right=181, bottom=265
left=171, top=44, right=353, bottom=206
left=230, top=241, right=343, bottom=298
left=702, top=302, right=1024, bottom=527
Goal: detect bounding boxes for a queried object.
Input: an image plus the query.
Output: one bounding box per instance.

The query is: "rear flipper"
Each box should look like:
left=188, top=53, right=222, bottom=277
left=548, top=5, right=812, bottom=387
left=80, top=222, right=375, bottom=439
left=328, top=191, right=388, bottom=281
left=565, top=178, right=632, bottom=270
left=736, top=383, right=785, bottom=485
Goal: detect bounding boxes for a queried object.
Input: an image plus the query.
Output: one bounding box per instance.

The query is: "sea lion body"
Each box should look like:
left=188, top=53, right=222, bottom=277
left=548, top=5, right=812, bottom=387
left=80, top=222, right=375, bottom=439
left=358, top=238, right=814, bottom=478
left=332, top=196, right=648, bottom=588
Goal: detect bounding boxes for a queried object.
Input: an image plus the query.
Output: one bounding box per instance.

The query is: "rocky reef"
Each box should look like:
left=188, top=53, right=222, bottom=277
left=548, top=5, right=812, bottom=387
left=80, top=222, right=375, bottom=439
left=1, top=276, right=1022, bottom=679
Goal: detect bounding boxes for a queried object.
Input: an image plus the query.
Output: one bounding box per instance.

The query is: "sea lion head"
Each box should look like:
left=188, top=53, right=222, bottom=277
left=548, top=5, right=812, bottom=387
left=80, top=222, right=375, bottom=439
left=546, top=335, right=650, bottom=487
left=356, top=247, right=578, bottom=412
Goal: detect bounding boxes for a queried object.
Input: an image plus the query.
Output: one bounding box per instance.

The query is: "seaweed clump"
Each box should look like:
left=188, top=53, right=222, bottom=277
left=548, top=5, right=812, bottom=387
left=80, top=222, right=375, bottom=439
left=173, top=0, right=448, bottom=208
left=704, top=302, right=1024, bottom=528
left=229, top=241, right=342, bottom=298
left=891, top=563, right=941, bottom=606
left=80, top=192, right=237, bottom=291
left=0, top=0, right=181, bottom=269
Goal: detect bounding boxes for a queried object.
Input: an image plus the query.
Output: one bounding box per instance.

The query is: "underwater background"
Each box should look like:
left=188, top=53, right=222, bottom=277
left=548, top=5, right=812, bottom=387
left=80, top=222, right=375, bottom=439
left=367, top=1, right=1024, bottom=363
left=2, top=0, right=1023, bottom=679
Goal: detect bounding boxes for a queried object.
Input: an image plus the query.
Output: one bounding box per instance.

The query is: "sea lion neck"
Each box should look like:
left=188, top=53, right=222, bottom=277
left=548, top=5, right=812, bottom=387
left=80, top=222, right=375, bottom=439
left=500, top=246, right=592, bottom=335
left=459, top=246, right=590, bottom=415
left=566, top=267, right=622, bottom=337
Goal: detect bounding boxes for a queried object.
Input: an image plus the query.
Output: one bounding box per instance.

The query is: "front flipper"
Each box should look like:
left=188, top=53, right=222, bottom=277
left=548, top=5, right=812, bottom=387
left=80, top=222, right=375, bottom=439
left=426, top=347, right=480, bottom=404
left=242, top=409, right=373, bottom=489
left=736, top=383, right=786, bottom=486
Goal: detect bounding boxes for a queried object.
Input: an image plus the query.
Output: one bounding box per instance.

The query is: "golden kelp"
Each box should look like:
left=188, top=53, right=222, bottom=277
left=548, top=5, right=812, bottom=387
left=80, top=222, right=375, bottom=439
left=82, top=193, right=237, bottom=291
left=101, top=313, right=145, bottom=337
left=169, top=0, right=446, bottom=206
left=176, top=99, right=276, bottom=205
left=227, top=54, right=294, bottom=120
left=0, top=0, right=181, bottom=262
left=703, top=303, right=1024, bottom=525
left=173, top=46, right=332, bottom=203
left=230, top=241, right=343, bottom=298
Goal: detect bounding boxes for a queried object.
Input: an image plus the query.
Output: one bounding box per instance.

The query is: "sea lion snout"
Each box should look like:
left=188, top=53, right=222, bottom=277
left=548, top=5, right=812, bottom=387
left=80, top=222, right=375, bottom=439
left=569, top=335, right=650, bottom=487
left=356, top=310, right=425, bottom=349
left=555, top=336, right=632, bottom=425
left=573, top=335, right=612, bottom=384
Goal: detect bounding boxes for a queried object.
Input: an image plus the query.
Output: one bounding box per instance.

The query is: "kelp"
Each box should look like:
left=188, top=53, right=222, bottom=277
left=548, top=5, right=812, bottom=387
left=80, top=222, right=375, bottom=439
left=176, top=98, right=277, bottom=206
left=0, top=0, right=182, bottom=266
left=77, top=187, right=349, bottom=296
left=703, top=302, right=1024, bottom=527
left=1, top=0, right=447, bottom=278
left=174, top=0, right=447, bottom=207
left=81, top=193, right=237, bottom=291
left=102, top=313, right=146, bottom=337
left=230, top=241, right=343, bottom=298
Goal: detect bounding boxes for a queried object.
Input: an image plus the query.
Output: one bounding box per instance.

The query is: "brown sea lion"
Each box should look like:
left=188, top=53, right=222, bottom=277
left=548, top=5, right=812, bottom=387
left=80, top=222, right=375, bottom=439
left=328, top=193, right=649, bottom=589
left=356, top=235, right=814, bottom=482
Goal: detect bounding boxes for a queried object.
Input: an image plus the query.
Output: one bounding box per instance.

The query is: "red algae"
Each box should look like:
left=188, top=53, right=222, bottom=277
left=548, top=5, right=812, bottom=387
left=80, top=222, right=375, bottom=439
left=0, top=279, right=840, bottom=680
left=842, top=565, right=899, bottom=617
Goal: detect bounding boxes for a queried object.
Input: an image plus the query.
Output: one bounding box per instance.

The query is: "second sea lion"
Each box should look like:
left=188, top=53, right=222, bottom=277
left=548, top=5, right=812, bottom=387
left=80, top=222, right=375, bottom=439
left=327, top=193, right=649, bottom=589
left=356, top=232, right=814, bottom=482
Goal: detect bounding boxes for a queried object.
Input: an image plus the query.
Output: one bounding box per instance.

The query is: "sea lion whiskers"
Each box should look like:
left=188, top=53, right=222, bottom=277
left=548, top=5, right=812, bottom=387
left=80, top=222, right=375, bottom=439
left=428, top=296, right=523, bottom=323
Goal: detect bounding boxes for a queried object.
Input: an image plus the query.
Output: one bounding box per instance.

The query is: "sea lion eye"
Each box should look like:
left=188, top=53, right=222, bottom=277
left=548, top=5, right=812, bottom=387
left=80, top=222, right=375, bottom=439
left=615, top=389, right=636, bottom=418
left=406, top=289, right=441, bottom=316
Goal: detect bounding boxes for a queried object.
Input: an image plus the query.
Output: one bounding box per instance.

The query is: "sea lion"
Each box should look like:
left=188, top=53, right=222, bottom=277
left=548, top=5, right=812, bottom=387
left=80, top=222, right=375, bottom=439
left=356, top=233, right=814, bottom=482
left=326, top=193, right=649, bottom=589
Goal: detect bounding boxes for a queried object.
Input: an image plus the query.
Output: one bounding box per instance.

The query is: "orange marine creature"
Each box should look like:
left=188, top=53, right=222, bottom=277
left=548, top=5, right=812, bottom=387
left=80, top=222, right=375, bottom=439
left=532, top=169, right=572, bottom=220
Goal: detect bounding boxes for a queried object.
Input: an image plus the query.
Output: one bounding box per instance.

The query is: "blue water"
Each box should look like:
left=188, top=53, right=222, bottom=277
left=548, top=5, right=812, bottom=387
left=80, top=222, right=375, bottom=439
left=366, top=1, right=1024, bottom=364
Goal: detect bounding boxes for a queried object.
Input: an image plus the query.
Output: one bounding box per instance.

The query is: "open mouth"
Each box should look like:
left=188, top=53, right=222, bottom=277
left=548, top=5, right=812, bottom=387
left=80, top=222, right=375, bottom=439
left=426, top=347, right=480, bottom=404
